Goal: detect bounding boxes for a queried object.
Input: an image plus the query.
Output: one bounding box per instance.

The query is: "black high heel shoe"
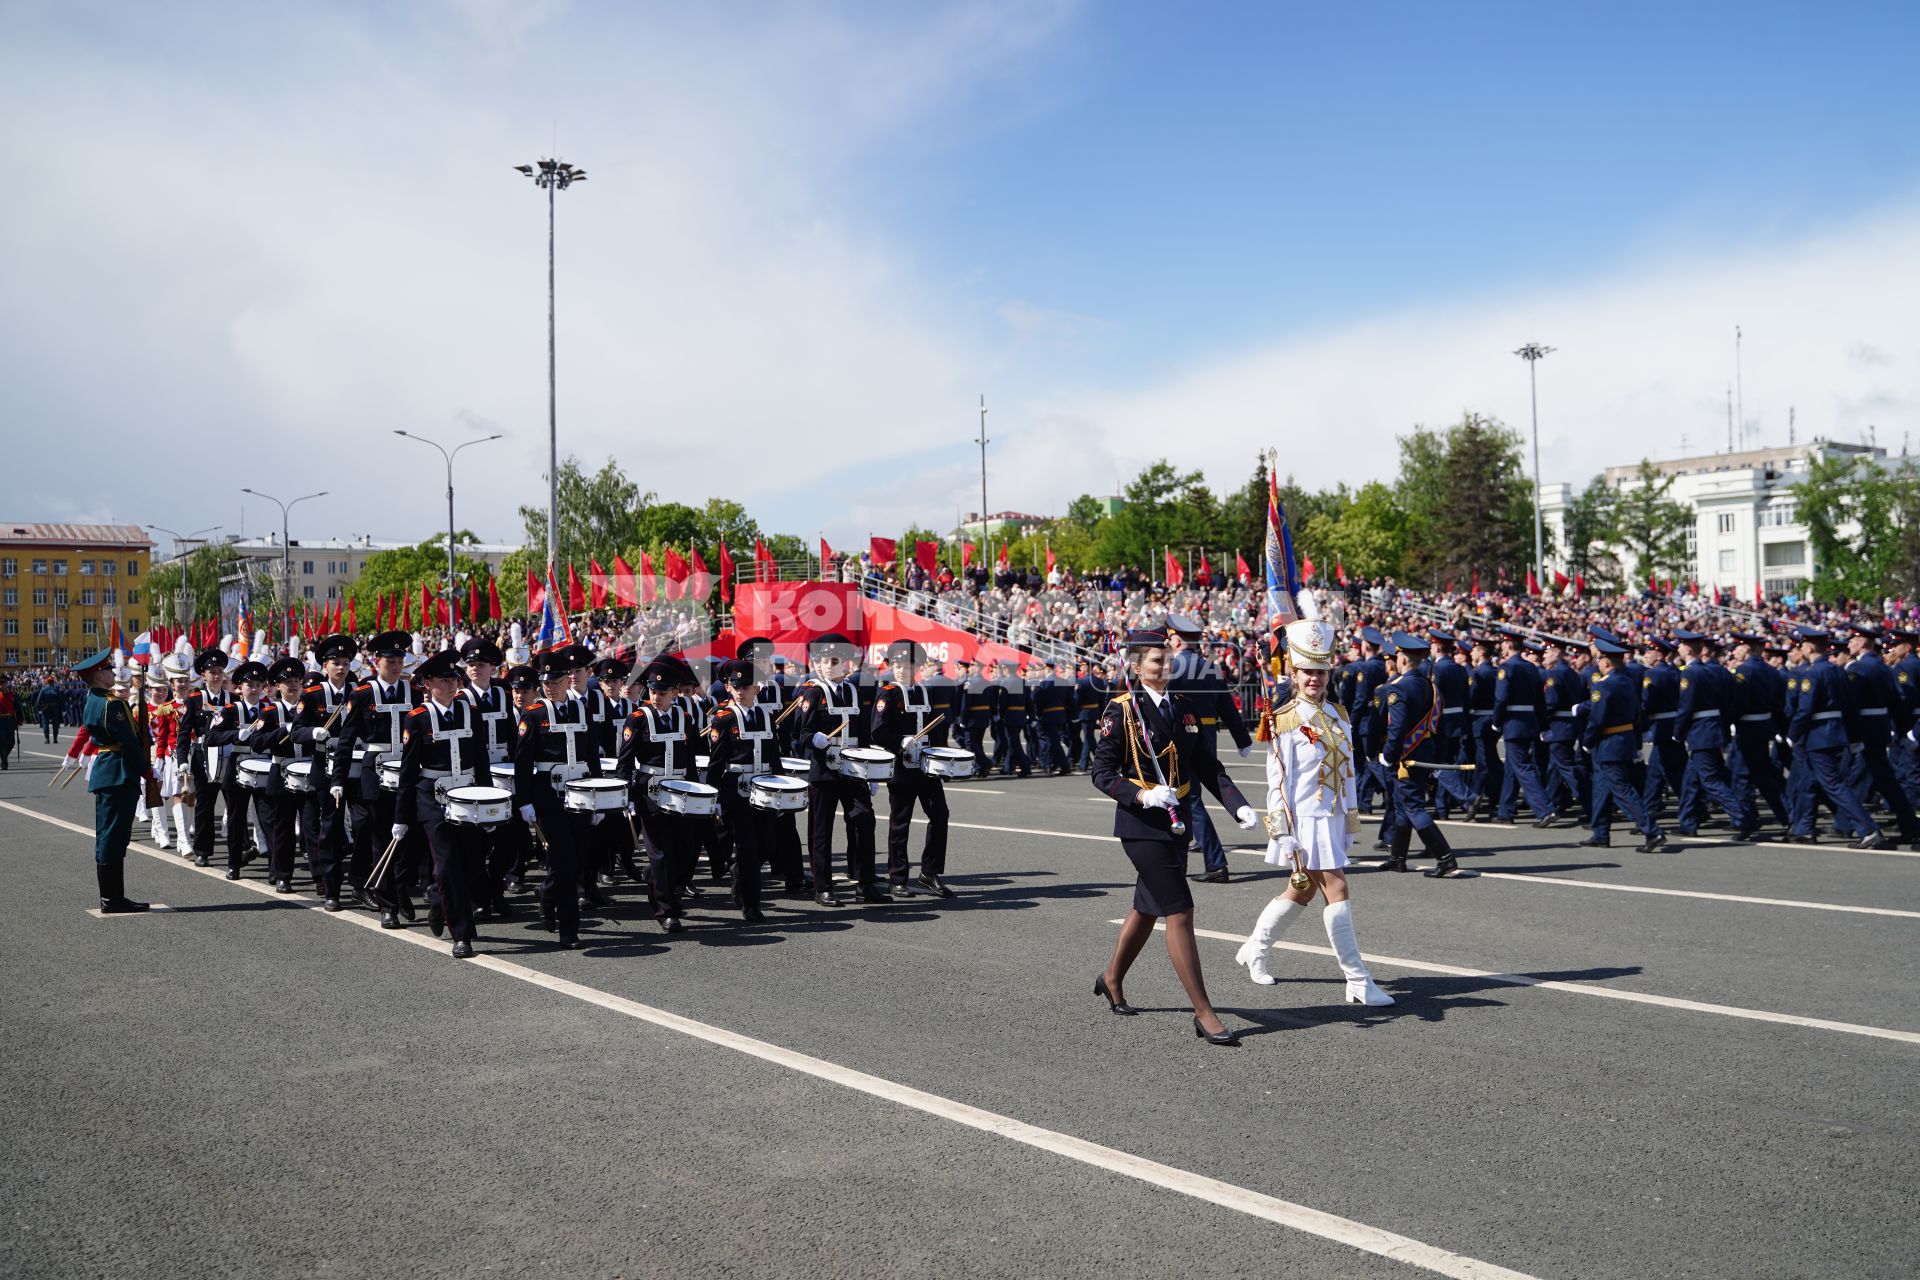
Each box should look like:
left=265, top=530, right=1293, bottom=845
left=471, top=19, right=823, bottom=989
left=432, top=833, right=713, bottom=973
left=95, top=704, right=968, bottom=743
left=1094, top=975, right=1138, bottom=1016
left=1192, top=1016, right=1239, bottom=1046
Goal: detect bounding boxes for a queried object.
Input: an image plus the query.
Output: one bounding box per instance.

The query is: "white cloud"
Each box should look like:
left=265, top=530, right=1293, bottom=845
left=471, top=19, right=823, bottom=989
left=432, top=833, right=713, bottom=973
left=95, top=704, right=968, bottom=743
left=991, top=198, right=1920, bottom=509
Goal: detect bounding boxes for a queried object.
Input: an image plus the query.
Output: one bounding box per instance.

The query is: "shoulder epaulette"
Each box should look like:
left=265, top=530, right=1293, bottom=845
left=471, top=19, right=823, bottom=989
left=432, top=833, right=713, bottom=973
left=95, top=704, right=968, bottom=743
left=1268, top=699, right=1308, bottom=735
left=355, top=682, right=372, bottom=691
left=408, top=705, right=428, bottom=716
left=304, top=684, right=322, bottom=694
left=1108, top=692, right=1132, bottom=705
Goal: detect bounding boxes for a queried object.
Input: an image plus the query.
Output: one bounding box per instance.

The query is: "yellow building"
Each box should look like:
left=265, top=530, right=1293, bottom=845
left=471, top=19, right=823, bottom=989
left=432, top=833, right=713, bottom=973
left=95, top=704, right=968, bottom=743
left=0, top=523, right=154, bottom=671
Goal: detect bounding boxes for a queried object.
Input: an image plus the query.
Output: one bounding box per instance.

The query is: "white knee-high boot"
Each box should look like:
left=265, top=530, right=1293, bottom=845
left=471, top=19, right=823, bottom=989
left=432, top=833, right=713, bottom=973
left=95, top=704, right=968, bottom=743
left=1234, top=897, right=1303, bottom=984
left=1323, top=900, right=1393, bottom=1005
left=172, top=801, right=192, bottom=853
left=150, top=801, right=171, bottom=848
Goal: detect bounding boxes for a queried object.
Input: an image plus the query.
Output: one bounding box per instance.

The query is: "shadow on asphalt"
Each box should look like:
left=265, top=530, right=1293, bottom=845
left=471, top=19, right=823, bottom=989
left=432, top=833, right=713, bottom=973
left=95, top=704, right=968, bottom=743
left=1214, top=963, right=1646, bottom=1035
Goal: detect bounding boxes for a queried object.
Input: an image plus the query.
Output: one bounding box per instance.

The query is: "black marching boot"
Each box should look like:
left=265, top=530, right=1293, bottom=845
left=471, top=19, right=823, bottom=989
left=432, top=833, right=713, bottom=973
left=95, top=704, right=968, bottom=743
left=97, top=862, right=149, bottom=914
left=1383, top=826, right=1412, bottom=873
left=1419, top=825, right=1465, bottom=878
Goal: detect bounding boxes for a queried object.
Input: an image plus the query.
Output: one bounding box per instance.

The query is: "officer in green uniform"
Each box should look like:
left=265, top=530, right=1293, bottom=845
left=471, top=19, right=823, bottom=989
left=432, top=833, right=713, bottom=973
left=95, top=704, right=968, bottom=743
left=77, top=648, right=151, bottom=913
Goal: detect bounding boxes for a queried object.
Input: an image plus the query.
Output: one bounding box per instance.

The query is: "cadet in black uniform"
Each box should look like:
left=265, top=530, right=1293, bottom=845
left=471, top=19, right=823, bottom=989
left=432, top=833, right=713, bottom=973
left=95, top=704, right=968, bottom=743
left=395, top=650, right=496, bottom=958
left=201, top=659, right=270, bottom=880
left=1034, top=660, right=1076, bottom=775
left=1377, top=633, right=1466, bottom=877
left=460, top=636, right=521, bottom=917
left=248, top=656, right=317, bottom=894
left=794, top=632, right=887, bottom=905
left=500, top=663, right=545, bottom=893
left=1091, top=629, right=1257, bottom=1045
left=177, top=647, right=236, bottom=868
left=873, top=640, right=956, bottom=897
left=993, top=660, right=1030, bottom=776
left=300, top=635, right=357, bottom=909
left=330, top=630, right=419, bottom=924
left=618, top=658, right=699, bottom=932
left=704, top=658, right=795, bottom=919
left=957, top=661, right=996, bottom=776
left=512, top=651, right=601, bottom=947
left=587, top=653, right=636, bottom=887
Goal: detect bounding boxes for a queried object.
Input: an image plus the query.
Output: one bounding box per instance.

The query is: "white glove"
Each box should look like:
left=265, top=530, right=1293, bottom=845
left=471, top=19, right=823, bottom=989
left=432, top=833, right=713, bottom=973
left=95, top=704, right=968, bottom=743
left=811, top=731, right=832, bottom=750
left=312, top=726, right=330, bottom=744
left=1138, top=784, right=1176, bottom=808
left=1237, top=743, right=1252, bottom=758
left=1233, top=805, right=1258, bottom=829
left=329, top=785, right=344, bottom=803
left=389, top=824, right=408, bottom=842
left=237, top=725, right=254, bottom=741
left=591, top=813, right=605, bottom=826
left=518, top=804, right=535, bottom=824
left=903, top=740, right=923, bottom=764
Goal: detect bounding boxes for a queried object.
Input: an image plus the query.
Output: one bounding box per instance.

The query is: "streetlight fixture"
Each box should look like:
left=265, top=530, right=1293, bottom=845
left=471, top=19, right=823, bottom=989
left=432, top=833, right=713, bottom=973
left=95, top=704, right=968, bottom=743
left=147, top=524, right=222, bottom=629
left=1513, top=342, right=1555, bottom=590
left=394, top=429, right=505, bottom=627
left=513, top=156, right=586, bottom=576
left=239, top=488, right=326, bottom=640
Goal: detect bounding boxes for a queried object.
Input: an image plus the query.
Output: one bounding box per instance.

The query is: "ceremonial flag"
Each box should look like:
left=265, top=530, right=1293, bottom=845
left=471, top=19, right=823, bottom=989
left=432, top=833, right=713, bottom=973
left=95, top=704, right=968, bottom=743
left=589, top=559, right=607, bottom=610
left=1300, top=554, right=1316, bottom=581
left=1647, top=572, right=1658, bottom=594
left=535, top=570, right=572, bottom=653
left=690, top=547, right=712, bottom=599
left=1662, top=578, right=1673, bottom=595
left=1553, top=570, right=1570, bottom=593
left=108, top=618, right=125, bottom=653
left=527, top=568, right=543, bottom=614
left=1471, top=570, right=1480, bottom=595
left=1046, top=544, right=1057, bottom=575
left=753, top=538, right=773, bottom=584
left=1164, top=548, right=1184, bottom=588
left=1525, top=569, right=1540, bottom=595
left=663, top=547, right=689, bottom=601
left=1336, top=560, right=1349, bottom=587
left=1754, top=581, right=1763, bottom=606
left=1574, top=574, right=1585, bottom=597
left=640, top=552, right=657, bottom=604
left=1263, top=469, right=1302, bottom=629
left=1235, top=551, right=1250, bottom=584
left=820, top=538, right=834, bottom=576
left=718, top=541, right=735, bottom=602
left=486, top=578, right=501, bottom=621
left=348, top=595, right=357, bottom=633
left=566, top=563, right=584, bottom=613
left=869, top=536, right=897, bottom=567
left=399, top=593, right=411, bottom=630
left=468, top=578, right=481, bottom=624
left=961, top=542, right=975, bottom=571
left=996, top=543, right=1009, bottom=570
left=436, top=595, right=449, bottom=626
left=613, top=555, right=636, bottom=608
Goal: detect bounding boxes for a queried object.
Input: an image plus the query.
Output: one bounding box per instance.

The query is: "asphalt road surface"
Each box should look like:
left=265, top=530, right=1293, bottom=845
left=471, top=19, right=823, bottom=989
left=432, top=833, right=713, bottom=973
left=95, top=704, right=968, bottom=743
left=3, top=745, right=1915, bottom=1279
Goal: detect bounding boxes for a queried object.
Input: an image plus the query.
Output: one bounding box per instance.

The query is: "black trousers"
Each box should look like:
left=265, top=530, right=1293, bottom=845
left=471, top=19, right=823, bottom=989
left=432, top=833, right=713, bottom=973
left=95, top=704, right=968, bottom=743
left=528, top=792, right=587, bottom=933
left=637, top=804, right=694, bottom=921
left=261, top=790, right=300, bottom=884
left=717, top=788, right=793, bottom=907
left=221, top=781, right=256, bottom=871
left=301, top=776, right=345, bottom=895
left=886, top=769, right=948, bottom=882
left=808, top=775, right=876, bottom=889
left=417, top=807, right=483, bottom=943
left=188, top=761, right=222, bottom=858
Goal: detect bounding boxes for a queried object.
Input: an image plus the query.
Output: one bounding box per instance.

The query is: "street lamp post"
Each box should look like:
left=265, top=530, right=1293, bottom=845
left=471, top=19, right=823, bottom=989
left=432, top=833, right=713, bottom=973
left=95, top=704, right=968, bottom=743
left=514, top=156, right=586, bottom=576
left=975, top=395, right=990, bottom=578
left=1514, top=343, right=1555, bottom=590
left=239, top=488, right=326, bottom=642
left=394, top=430, right=505, bottom=628
left=146, top=524, right=221, bottom=628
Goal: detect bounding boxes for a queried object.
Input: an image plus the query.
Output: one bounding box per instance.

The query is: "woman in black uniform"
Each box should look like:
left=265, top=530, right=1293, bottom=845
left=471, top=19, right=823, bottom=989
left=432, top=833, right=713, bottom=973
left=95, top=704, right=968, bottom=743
left=1091, top=628, right=1259, bottom=1044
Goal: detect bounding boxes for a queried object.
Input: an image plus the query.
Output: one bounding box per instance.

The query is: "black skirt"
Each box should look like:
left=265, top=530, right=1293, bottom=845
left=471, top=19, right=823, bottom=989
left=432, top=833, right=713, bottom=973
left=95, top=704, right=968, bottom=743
left=1120, top=835, right=1192, bottom=917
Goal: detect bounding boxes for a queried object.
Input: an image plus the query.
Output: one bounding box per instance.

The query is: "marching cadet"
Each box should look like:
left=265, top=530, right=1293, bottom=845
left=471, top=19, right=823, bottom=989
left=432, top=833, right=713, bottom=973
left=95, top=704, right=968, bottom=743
left=77, top=647, right=151, bottom=913
left=676, top=660, right=729, bottom=886
left=247, top=656, right=317, bottom=894
left=297, top=634, right=357, bottom=910
left=513, top=651, right=601, bottom=947
left=395, top=649, right=496, bottom=958
left=500, top=663, right=545, bottom=893
left=992, top=659, right=1031, bottom=777
left=1166, top=615, right=1254, bottom=883
left=1580, top=634, right=1667, bottom=852
left=1891, top=627, right=1920, bottom=809
left=1429, top=631, right=1471, bottom=819
left=740, top=641, right=810, bottom=883
left=1638, top=636, right=1685, bottom=818
left=1346, top=626, right=1390, bottom=814
left=1033, top=660, right=1076, bottom=775
left=1787, top=627, right=1890, bottom=849
left=149, top=656, right=192, bottom=850
left=1728, top=632, right=1792, bottom=831
left=1464, top=633, right=1503, bottom=819
left=1540, top=638, right=1589, bottom=818
left=329, top=630, right=419, bottom=925
left=1074, top=659, right=1107, bottom=770
left=461, top=636, right=521, bottom=916
left=202, top=660, right=271, bottom=881
left=587, top=653, right=635, bottom=888
left=1492, top=631, right=1557, bottom=826
left=1670, top=631, right=1757, bottom=840
left=1842, top=623, right=1919, bottom=844
left=618, top=658, right=700, bottom=932
left=957, top=660, right=996, bottom=776
left=177, top=648, right=237, bottom=868
left=1377, top=632, right=1465, bottom=877
left=704, top=658, right=797, bottom=920
left=794, top=632, right=887, bottom=906
left=873, top=640, right=956, bottom=898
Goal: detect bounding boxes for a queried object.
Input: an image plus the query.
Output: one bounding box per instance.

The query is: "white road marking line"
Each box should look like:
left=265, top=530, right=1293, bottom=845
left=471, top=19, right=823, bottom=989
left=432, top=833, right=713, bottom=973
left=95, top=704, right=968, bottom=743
left=1467, top=872, right=1920, bottom=918
left=1430, top=818, right=1920, bottom=859
left=1112, top=919, right=1920, bottom=1046
left=86, top=904, right=177, bottom=917
left=0, top=797, right=1537, bottom=1280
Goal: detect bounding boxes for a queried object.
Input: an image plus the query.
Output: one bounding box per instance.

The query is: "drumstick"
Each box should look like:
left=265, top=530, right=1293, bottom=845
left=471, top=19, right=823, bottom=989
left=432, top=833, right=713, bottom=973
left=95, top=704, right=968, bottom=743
left=47, top=765, right=67, bottom=789
left=773, top=697, right=806, bottom=725
left=367, top=834, right=401, bottom=893
left=907, top=714, right=945, bottom=743
left=60, top=766, right=82, bottom=790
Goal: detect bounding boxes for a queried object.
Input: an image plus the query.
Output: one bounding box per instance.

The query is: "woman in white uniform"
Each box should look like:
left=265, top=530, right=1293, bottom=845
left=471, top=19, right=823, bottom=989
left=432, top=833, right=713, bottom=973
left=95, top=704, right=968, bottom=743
left=1233, top=617, right=1393, bottom=1005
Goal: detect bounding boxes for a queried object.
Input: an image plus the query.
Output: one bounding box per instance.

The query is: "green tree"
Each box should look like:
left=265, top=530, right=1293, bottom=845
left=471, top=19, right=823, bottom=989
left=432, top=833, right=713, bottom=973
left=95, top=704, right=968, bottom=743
left=348, top=534, right=495, bottom=618
left=1097, top=460, right=1202, bottom=566
left=517, top=456, right=645, bottom=567
left=148, top=543, right=251, bottom=628
left=1064, top=494, right=1108, bottom=529
left=1303, top=481, right=1407, bottom=580
left=1893, top=464, right=1920, bottom=600
left=1613, top=460, right=1694, bottom=585
left=1793, top=454, right=1916, bottom=602
left=1560, top=476, right=1622, bottom=592
left=1427, top=413, right=1533, bottom=589
left=1394, top=425, right=1449, bottom=581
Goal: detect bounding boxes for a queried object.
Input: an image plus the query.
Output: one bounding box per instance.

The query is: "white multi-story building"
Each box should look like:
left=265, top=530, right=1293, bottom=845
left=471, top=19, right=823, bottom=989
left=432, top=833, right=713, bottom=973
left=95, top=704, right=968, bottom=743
left=159, top=534, right=520, bottom=608
left=1541, top=440, right=1895, bottom=599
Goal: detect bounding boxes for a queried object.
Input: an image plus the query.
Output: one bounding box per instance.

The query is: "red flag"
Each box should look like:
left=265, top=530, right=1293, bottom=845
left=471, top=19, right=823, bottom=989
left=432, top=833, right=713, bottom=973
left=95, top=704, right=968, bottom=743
left=1662, top=578, right=1673, bottom=595
left=753, top=538, right=772, bottom=584
left=961, top=542, right=975, bottom=571
left=468, top=578, right=480, bottom=624
left=612, top=555, right=635, bottom=608
left=487, top=577, right=501, bottom=621
left=420, top=583, right=433, bottom=624
left=348, top=596, right=357, bottom=633
left=1688, top=578, right=1698, bottom=596
left=1196, top=551, right=1211, bottom=584
left=1525, top=569, right=1540, bottom=595
left=527, top=568, right=543, bottom=613
left=1300, top=554, right=1316, bottom=581
left=1574, top=574, right=1586, bottom=596
left=1754, top=581, right=1763, bottom=606
left=1471, top=570, right=1479, bottom=595
left=996, top=543, right=1009, bottom=569
left=566, top=563, right=584, bottom=613
left=1046, top=544, right=1058, bottom=575
left=375, top=596, right=386, bottom=632
left=915, top=540, right=938, bottom=576
left=718, top=540, right=735, bottom=602
left=399, top=593, right=411, bottom=630
left=1552, top=570, right=1570, bottom=592
left=1163, top=549, right=1184, bottom=588
left=820, top=538, right=834, bottom=575
left=1235, top=550, right=1251, bottom=583
left=640, top=552, right=657, bottom=604
left=1648, top=573, right=1658, bottom=594
left=662, top=547, right=689, bottom=600
left=589, top=559, right=607, bottom=610
left=869, top=536, right=897, bottom=567
left=690, top=547, right=711, bottom=599
left=436, top=595, right=449, bottom=626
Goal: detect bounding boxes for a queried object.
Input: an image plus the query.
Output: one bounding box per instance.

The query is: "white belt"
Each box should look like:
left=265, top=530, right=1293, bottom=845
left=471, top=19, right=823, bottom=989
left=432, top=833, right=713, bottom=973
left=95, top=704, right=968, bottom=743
left=1689, top=709, right=1720, bottom=719
left=421, top=769, right=472, bottom=782
left=1553, top=711, right=1578, bottom=719
left=1857, top=708, right=1889, bottom=717
left=1503, top=704, right=1536, bottom=712
left=1648, top=711, right=1678, bottom=720
left=1738, top=713, right=1773, bottom=722
left=488, top=746, right=509, bottom=764
left=1812, top=711, right=1842, bottom=720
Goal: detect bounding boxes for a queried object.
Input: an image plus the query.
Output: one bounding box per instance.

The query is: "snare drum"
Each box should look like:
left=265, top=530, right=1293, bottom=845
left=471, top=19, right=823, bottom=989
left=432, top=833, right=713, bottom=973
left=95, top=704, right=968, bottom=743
left=445, top=785, right=513, bottom=826
left=695, top=754, right=710, bottom=773
left=838, top=746, right=894, bottom=781
left=563, top=778, right=629, bottom=813
left=599, top=757, right=619, bottom=776
left=377, top=759, right=404, bottom=792
left=237, top=758, right=273, bottom=791
left=919, top=746, right=976, bottom=779
left=748, top=774, right=808, bottom=812
left=654, top=779, right=719, bottom=816
left=282, top=760, right=315, bottom=793
left=780, top=756, right=811, bottom=776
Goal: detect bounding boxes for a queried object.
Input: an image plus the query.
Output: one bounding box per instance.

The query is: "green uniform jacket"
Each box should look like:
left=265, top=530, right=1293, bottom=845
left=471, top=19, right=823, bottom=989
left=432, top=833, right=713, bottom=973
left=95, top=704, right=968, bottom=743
left=84, top=687, right=150, bottom=792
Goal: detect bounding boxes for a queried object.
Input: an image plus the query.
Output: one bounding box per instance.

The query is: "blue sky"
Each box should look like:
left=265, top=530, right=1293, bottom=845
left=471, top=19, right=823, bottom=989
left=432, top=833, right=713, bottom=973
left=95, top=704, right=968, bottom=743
left=3, top=1, right=1916, bottom=548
